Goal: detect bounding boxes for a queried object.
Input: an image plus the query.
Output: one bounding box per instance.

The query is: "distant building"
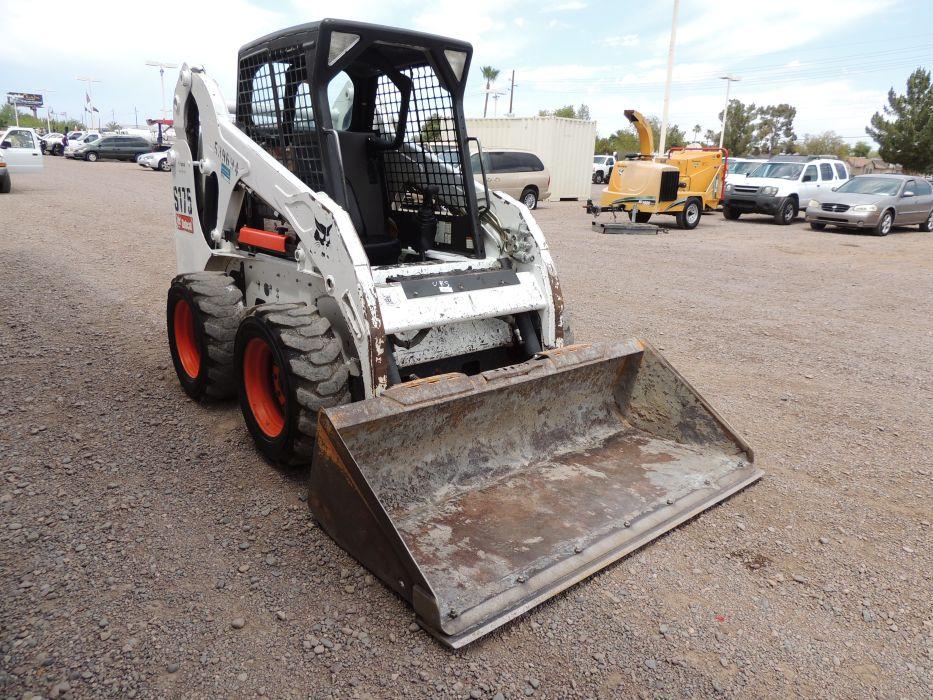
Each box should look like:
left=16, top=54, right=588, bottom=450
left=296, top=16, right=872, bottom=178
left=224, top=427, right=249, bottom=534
left=845, top=157, right=903, bottom=175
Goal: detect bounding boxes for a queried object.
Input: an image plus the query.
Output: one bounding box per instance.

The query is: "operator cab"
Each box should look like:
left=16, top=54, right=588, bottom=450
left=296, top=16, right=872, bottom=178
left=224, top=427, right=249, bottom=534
left=235, top=19, right=485, bottom=266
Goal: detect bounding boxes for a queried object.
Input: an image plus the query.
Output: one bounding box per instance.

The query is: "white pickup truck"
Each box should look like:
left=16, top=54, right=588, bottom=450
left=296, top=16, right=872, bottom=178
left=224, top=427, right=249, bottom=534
left=0, top=127, right=44, bottom=192
left=592, top=154, right=616, bottom=184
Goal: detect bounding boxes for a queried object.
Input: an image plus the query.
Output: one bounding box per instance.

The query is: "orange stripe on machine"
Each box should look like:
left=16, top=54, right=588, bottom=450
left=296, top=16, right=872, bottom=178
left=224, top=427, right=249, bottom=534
left=238, top=226, right=287, bottom=253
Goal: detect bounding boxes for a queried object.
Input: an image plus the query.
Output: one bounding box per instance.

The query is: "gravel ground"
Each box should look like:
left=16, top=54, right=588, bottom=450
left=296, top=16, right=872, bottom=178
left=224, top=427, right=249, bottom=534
left=1, top=159, right=930, bottom=699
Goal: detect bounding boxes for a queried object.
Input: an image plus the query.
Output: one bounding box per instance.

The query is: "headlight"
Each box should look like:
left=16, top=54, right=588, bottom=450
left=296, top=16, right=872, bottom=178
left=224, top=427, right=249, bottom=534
left=851, top=204, right=877, bottom=213
left=760, top=186, right=778, bottom=196
left=808, top=199, right=820, bottom=208
left=725, top=183, right=732, bottom=191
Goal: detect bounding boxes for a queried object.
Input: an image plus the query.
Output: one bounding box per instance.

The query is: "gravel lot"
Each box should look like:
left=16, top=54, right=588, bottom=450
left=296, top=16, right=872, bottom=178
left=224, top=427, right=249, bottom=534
left=1, top=159, right=930, bottom=699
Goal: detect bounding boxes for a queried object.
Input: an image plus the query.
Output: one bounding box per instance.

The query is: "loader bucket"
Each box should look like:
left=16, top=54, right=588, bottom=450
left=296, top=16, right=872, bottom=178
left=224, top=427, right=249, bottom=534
left=308, top=340, right=760, bottom=648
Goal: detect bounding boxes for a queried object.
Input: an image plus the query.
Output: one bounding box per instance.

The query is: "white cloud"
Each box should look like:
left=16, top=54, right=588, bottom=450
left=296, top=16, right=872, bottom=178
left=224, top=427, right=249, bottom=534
left=674, top=0, right=896, bottom=60
left=545, top=1, right=588, bottom=11
left=600, top=34, right=640, bottom=48
left=413, top=0, right=526, bottom=63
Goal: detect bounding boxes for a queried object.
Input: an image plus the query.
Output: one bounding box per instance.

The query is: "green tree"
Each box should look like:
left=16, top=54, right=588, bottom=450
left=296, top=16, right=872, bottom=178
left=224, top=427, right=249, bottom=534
left=419, top=112, right=442, bottom=142
left=756, top=104, right=797, bottom=154
left=105, top=121, right=121, bottom=131
left=709, top=99, right=759, bottom=155
left=866, top=67, right=933, bottom=173
left=692, top=123, right=702, bottom=142
left=539, top=104, right=590, bottom=120
left=646, top=116, right=685, bottom=150
left=0, top=104, right=44, bottom=131
left=799, top=131, right=849, bottom=158
left=851, top=141, right=871, bottom=157
left=481, top=66, right=500, bottom=118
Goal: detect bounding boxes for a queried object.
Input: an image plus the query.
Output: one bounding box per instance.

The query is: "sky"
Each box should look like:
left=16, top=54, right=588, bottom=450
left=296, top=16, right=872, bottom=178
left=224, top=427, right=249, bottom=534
left=1, top=0, right=930, bottom=146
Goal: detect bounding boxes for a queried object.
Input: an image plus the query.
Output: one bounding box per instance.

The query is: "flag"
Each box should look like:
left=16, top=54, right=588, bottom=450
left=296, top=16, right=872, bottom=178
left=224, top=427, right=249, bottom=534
left=86, top=93, right=91, bottom=105
left=92, top=106, right=99, bottom=113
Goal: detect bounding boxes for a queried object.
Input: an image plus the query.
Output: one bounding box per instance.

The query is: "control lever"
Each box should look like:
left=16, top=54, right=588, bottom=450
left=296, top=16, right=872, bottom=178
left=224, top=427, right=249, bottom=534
left=415, top=186, right=438, bottom=261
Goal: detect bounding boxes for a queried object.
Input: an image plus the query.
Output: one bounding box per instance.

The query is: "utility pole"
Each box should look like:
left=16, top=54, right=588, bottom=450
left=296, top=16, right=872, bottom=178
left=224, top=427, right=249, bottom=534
left=507, top=70, right=515, bottom=117
left=657, top=0, right=680, bottom=158
left=134, top=106, right=139, bottom=128
left=76, top=77, right=101, bottom=129
left=146, top=61, right=179, bottom=122
left=718, top=75, right=740, bottom=149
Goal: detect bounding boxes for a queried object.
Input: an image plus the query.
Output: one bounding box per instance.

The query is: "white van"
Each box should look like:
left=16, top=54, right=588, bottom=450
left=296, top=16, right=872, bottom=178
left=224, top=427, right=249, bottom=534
left=0, top=127, right=44, bottom=173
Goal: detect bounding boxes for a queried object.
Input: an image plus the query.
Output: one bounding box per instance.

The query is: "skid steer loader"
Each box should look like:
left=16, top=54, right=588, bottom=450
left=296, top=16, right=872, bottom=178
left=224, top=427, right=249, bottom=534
left=165, top=19, right=760, bottom=648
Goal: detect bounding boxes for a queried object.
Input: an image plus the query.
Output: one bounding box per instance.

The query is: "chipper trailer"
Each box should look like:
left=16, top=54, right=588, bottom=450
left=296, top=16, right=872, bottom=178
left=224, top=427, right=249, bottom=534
left=164, top=19, right=761, bottom=648
left=588, top=109, right=727, bottom=230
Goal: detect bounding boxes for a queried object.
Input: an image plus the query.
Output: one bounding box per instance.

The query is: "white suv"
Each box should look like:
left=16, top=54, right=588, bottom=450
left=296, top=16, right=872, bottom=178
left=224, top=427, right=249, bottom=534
left=723, top=156, right=849, bottom=225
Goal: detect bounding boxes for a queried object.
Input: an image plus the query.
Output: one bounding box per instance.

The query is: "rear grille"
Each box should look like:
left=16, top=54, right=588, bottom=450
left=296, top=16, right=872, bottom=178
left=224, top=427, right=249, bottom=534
left=659, top=170, right=680, bottom=202
left=734, top=185, right=758, bottom=194
left=821, top=203, right=849, bottom=213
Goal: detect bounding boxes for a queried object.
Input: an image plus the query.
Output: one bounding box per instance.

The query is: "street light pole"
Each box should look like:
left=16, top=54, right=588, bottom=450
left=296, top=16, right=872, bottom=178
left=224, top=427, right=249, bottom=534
left=657, top=0, right=680, bottom=158
left=718, top=75, right=740, bottom=149
left=146, top=61, right=179, bottom=122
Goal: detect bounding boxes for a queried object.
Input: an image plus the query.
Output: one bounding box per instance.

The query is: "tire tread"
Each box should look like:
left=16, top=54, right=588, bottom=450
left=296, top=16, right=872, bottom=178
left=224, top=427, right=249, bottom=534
left=173, top=272, right=244, bottom=399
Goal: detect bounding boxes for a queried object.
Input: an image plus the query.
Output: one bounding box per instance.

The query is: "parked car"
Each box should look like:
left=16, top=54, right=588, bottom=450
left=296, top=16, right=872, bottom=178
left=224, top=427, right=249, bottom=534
left=725, top=157, right=766, bottom=185
left=722, top=155, right=849, bottom=224
left=0, top=127, right=44, bottom=173
left=805, top=174, right=933, bottom=236
left=592, top=155, right=615, bottom=184
left=0, top=150, right=10, bottom=193
left=64, top=132, right=102, bottom=158
left=136, top=150, right=171, bottom=171
left=75, top=135, right=153, bottom=162
left=39, top=132, right=65, bottom=154
left=469, top=149, right=550, bottom=209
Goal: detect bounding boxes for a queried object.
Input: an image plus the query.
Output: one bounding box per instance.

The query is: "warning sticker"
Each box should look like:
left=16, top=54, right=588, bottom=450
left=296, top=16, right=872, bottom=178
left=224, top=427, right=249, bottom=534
left=176, top=213, right=194, bottom=233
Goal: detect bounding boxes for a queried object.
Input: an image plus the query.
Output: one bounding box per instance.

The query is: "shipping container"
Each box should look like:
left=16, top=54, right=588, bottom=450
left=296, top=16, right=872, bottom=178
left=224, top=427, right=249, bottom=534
left=466, top=117, right=597, bottom=201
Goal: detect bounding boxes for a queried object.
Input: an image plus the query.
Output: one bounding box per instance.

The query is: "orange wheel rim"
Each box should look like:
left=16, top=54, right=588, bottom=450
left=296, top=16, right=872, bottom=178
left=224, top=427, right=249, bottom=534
left=243, top=337, right=286, bottom=438
left=173, top=299, right=201, bottom=378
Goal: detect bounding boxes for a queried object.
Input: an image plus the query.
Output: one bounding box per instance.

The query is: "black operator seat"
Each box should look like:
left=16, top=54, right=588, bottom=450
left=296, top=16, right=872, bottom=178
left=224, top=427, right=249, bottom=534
left=336, top=130, right=401, bottom=266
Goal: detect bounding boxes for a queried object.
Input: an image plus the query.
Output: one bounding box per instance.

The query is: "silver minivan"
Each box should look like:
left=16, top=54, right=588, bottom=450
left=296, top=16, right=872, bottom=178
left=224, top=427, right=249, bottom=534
left=470, top=149, right=551, bottom=209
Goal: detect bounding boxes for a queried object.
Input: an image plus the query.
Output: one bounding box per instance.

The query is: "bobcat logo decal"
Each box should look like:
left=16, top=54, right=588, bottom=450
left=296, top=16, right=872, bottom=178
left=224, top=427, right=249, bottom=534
left=314, top=220, right=332, bottom=247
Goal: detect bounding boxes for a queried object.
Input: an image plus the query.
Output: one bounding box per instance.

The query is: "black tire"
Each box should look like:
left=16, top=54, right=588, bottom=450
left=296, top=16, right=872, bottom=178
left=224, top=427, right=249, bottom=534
left=919, top=209, right=933, bottom=232
left=235, top=303, right=350, bottom=466
left=675, top=199, right=701, bottom=230
left=520, top=187, right=538, bottom=210
left=53, top=144, right=63, bottom=156
left=773, top=198, right=796, bottom=225
left=809, top=222, right=826, bottom=231
left=0, top=173, right=10, bottom=194
left=158, top=158, right=171, bottom=172
left=86, top=151, right=99, bottom=162
left=874, top=210, right=893, bottom=236
left=167, top=272, right=244, bottom=401
left=723, top=205, right=740, bottom=220
left=593, top=172, right=603, bottom=184
left=634, top=211, right=652, bottom=224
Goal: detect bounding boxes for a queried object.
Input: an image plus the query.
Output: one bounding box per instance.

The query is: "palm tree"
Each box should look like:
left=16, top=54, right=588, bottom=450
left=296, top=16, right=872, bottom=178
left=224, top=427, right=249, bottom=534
left=481, top=66, right=500, bottom=118
left=692, top=124, right=701, bottom=142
